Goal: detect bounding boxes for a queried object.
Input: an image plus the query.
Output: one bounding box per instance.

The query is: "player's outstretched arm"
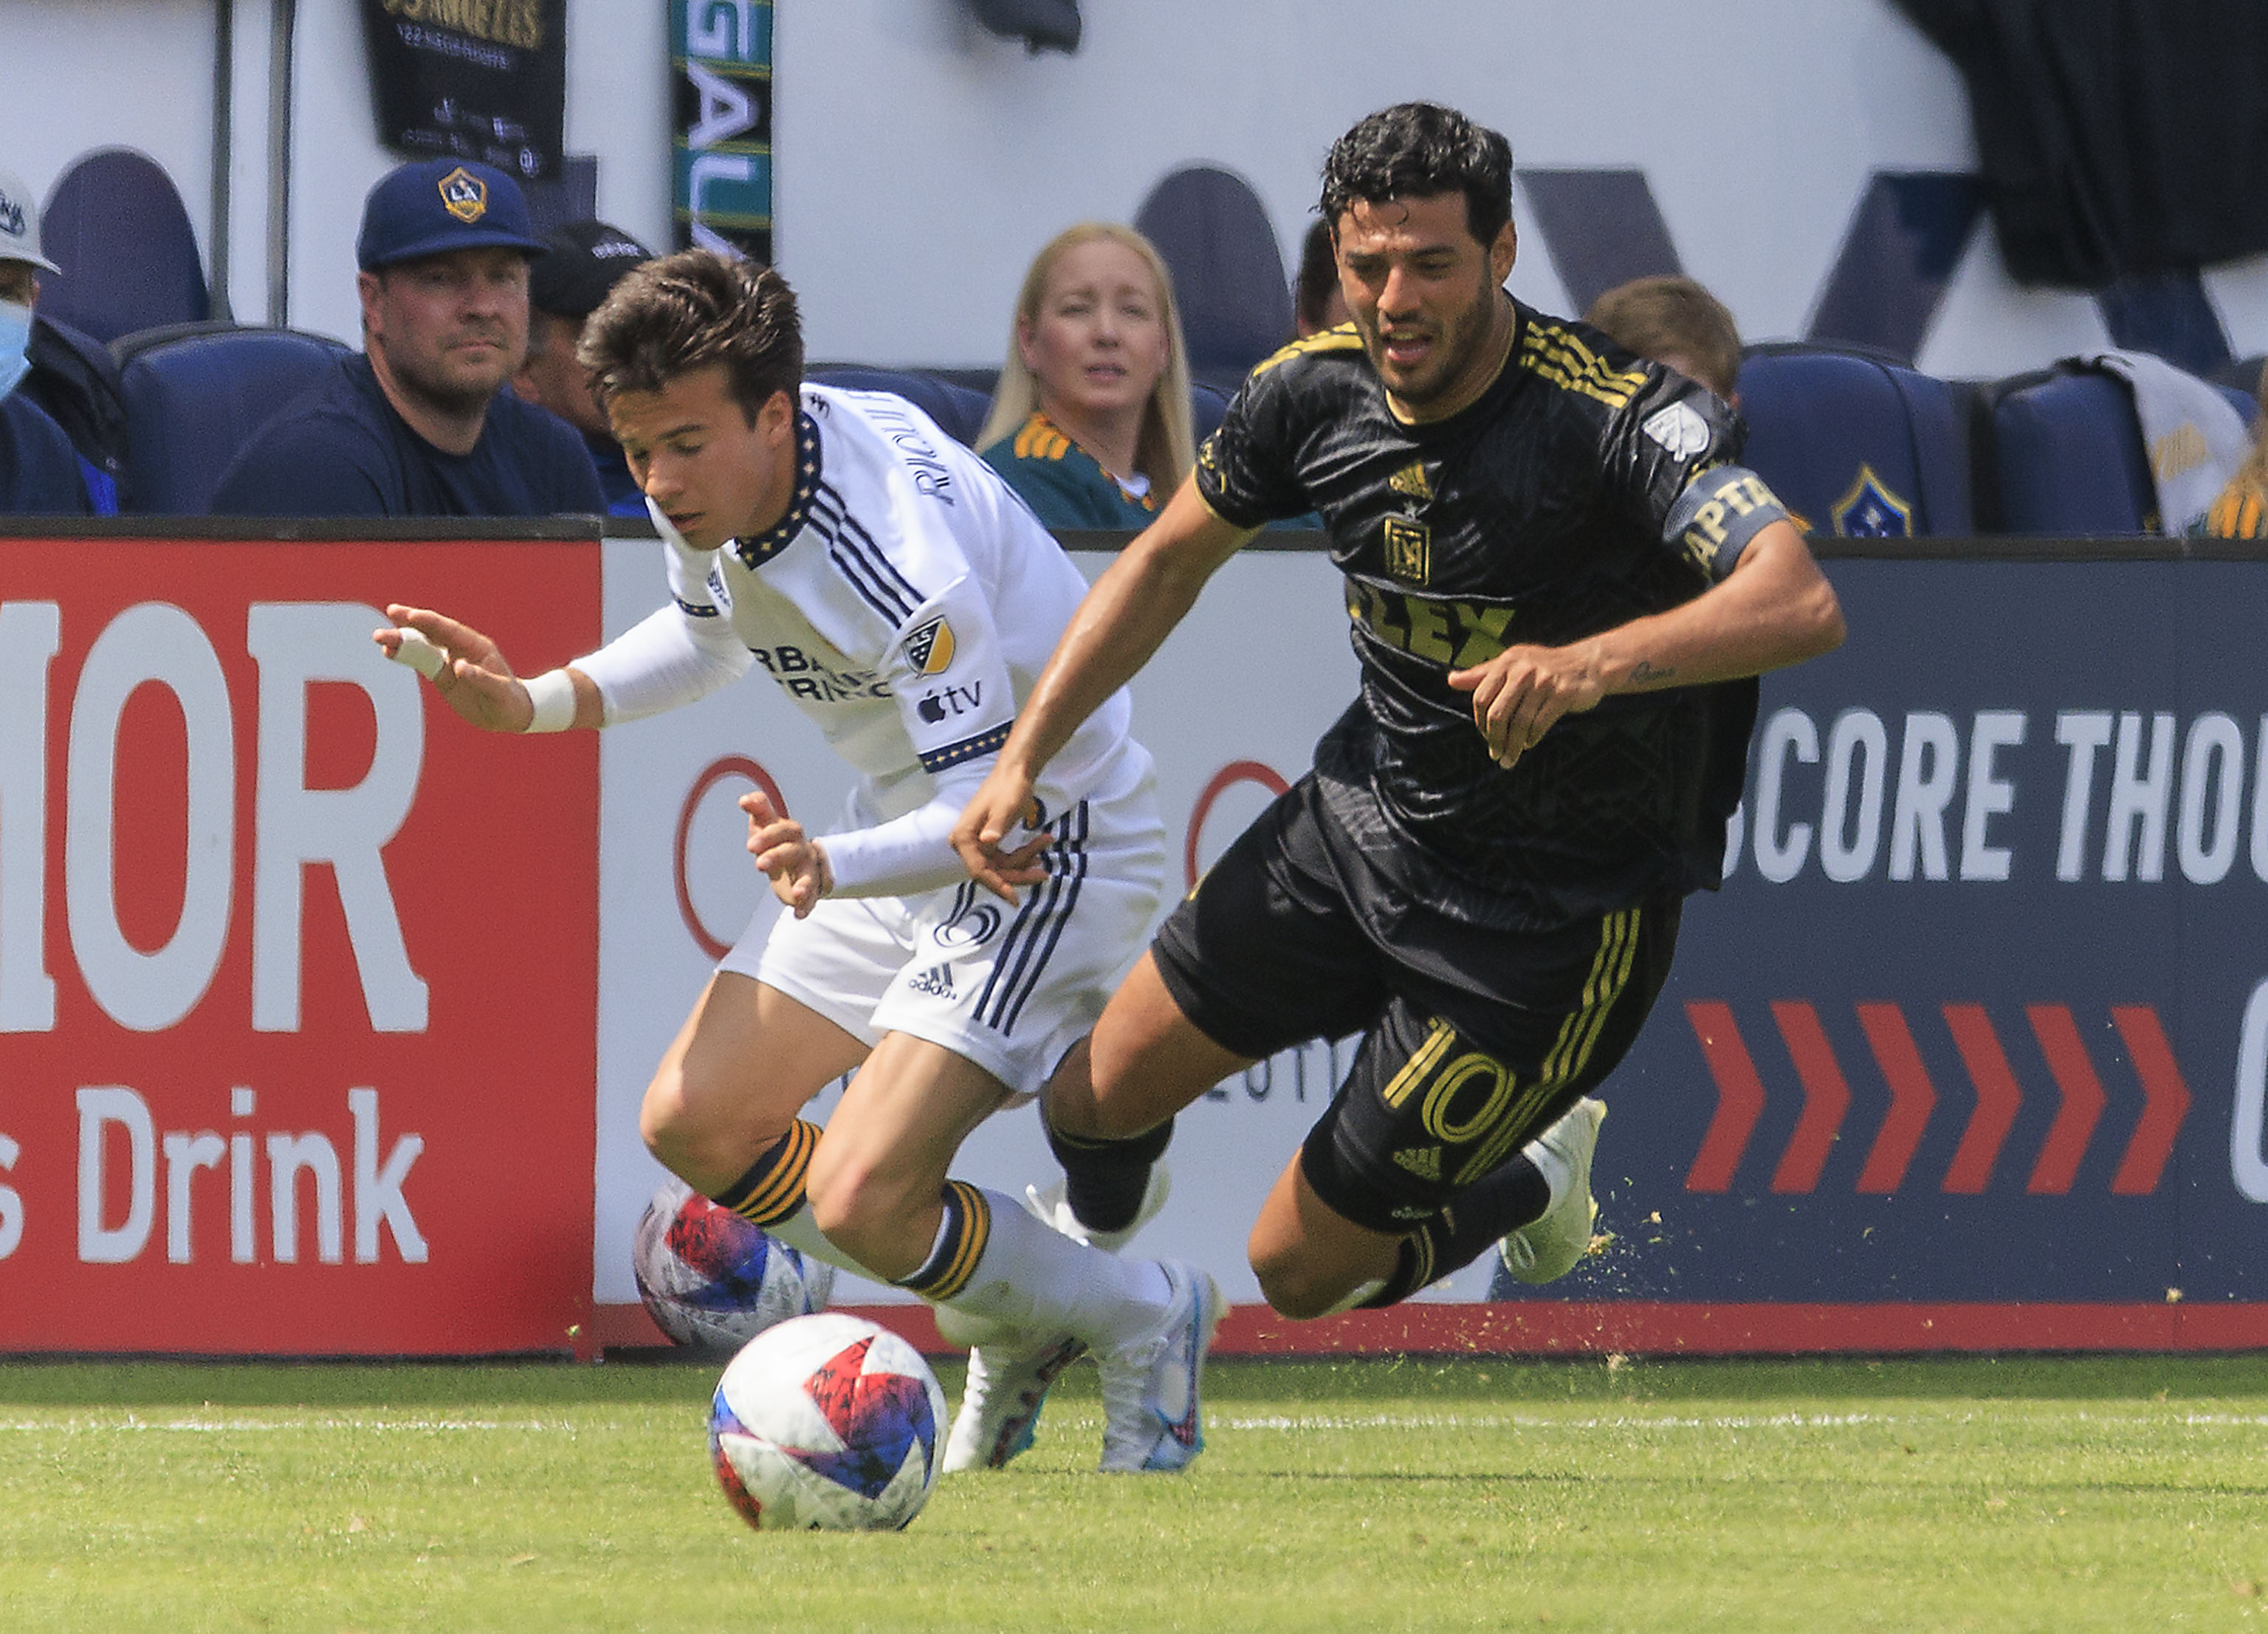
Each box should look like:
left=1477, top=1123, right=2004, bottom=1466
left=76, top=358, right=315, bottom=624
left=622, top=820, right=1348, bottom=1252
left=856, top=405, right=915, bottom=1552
left=374, top=603, right=604, bottom=734
left=1449, top=520, right=1843, bottom=768
left=952, top=481, right=1255, bottom=899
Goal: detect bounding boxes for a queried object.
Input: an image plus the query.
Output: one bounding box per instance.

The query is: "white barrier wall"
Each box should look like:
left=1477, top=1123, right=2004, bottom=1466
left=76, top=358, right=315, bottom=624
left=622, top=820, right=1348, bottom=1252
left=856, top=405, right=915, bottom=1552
left=589, top=534, right=1485, bottom=1311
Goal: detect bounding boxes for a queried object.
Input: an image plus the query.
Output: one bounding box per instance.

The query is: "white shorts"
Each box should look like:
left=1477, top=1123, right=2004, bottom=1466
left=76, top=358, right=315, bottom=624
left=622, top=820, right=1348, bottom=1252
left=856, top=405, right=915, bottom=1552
left=718, top=772, right=1166, bottom=1101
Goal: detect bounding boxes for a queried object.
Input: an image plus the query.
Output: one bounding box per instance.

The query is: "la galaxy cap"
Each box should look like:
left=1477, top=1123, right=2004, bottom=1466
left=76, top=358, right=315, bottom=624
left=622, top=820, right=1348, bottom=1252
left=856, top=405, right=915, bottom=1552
left=527, top=219, right=653, bottom=318
left=0, top=165, right=59, bottom=273
left=356, top=158, right=549, bottom=272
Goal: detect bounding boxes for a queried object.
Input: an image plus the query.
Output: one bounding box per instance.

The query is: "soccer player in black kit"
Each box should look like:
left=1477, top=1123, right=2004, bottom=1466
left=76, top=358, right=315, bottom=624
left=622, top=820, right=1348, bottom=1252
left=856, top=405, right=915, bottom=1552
left=955, top=103, right=1844, bottom=1328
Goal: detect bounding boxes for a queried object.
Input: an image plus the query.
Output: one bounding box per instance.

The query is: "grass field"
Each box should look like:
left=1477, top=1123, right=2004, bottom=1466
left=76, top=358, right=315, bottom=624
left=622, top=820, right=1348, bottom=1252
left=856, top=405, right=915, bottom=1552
left=4, top=1351, right=2268, bottom=1633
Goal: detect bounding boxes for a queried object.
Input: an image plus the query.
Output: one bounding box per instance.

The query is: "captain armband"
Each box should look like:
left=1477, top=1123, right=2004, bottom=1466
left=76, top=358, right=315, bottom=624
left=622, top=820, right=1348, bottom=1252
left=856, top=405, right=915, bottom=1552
left=1663, top=464, right=1791, bottom=582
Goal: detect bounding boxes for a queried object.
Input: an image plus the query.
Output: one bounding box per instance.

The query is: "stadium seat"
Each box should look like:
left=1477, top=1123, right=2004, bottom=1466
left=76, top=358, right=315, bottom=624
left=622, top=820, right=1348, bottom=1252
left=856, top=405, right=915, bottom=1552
left=1134, top=165, right=1292, bottom=393
left=808, top=367, right=992, bottom=447
left=1736, top=346, right=1973, bottom=537
left=1983, top=368, right=2157, bottom=535
left=114, top=323, right=351, bottom=514
left=38, top=148, right=210, bottom=344
left=1190, top=380, right=1231, bottom=444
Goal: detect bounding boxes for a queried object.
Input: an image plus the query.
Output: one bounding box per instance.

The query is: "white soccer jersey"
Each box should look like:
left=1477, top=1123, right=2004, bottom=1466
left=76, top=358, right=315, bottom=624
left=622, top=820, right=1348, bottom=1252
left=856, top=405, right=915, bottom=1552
left=574, top=383, right=1149, bottom=896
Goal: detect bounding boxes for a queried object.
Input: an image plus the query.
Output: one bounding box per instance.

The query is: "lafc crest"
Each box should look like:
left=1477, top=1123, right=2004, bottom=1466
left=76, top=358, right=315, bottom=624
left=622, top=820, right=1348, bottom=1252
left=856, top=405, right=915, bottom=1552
left=1382, top=517, right=1431, bottom=586
left=903, top=615, right=956, bottom=675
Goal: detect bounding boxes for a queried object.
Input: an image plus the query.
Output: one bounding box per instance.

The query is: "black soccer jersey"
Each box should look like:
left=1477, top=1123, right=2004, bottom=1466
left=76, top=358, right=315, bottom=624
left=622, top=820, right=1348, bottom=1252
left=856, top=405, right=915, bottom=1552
left=1195, top=301, right=1762, bottom=930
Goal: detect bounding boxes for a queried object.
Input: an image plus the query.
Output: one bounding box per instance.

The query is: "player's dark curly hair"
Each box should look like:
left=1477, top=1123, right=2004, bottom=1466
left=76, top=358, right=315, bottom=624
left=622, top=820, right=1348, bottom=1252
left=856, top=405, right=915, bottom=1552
left=577, top=249, right=803, bottom=426
left=1318, top=103, right=1514, bottom=249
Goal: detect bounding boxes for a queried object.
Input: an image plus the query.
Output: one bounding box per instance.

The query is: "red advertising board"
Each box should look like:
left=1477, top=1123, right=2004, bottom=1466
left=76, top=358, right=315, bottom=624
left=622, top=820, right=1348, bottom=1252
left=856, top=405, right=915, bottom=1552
left=0, top=528, right=601, bottom=1353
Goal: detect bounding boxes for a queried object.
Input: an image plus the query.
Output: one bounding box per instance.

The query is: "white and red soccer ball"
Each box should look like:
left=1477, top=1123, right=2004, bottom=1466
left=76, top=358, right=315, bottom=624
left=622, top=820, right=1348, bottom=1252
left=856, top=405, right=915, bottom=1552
left=633, top=1176, right=834, bottom=1353
left=708, top=1312, right=947, bottom=1531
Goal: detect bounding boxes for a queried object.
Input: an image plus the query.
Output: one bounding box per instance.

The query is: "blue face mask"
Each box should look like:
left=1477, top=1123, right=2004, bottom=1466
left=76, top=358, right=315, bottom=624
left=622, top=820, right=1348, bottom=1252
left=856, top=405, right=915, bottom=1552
left=0, top=301, right=30, bottom=399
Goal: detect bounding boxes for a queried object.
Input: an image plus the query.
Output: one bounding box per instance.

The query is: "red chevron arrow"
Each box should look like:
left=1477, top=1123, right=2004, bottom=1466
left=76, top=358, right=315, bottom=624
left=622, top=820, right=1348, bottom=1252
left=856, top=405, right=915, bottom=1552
left=2109, top=1006, right=2190, bottom=1193
left=1855, top=1003, right=1937, bottom=1192
left=2026, top=1004, right=2106, bottom=1195
left=1940, top=1004, right=2022, bottom=1194
left=1770, top=1001, right=1851, bottom=1193
left=1685, top=1000, right=1764, bottom=1192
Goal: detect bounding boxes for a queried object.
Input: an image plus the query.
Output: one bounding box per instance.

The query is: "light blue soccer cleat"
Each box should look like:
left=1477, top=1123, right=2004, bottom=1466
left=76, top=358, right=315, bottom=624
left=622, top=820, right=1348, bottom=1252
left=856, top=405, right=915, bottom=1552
left=1097, top=1259, right=1220, bottom=1473
left=941, top=1331, right=1089, bottom=1473
left=1497, top=1096, right=1606, bottom=1285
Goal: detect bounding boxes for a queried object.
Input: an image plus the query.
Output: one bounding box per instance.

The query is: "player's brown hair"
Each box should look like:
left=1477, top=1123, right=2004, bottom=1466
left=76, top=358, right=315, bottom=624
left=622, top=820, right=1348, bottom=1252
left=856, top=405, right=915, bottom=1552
left=1584, top=275, right=1742, bottom=400
left=577, top=248, right=803, bottom=426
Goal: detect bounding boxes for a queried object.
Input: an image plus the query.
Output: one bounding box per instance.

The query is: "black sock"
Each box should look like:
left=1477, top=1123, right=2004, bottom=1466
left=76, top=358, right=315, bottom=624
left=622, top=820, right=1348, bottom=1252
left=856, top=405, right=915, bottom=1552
left=1356, top=1154, right=1550, bottom=1308
left=1042, top=1107, right=1174, bottom=1233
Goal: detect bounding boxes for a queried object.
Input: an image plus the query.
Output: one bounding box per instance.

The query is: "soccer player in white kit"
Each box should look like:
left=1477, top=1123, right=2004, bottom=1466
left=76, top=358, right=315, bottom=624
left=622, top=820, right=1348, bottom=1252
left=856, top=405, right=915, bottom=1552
left=374, top=250, right=1216, bottom=1475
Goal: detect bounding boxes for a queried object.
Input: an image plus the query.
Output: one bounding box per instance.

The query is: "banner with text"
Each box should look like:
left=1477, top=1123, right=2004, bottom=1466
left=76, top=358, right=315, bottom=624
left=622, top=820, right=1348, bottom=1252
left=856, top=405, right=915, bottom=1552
left=0, top=534, right=602, bottom=1353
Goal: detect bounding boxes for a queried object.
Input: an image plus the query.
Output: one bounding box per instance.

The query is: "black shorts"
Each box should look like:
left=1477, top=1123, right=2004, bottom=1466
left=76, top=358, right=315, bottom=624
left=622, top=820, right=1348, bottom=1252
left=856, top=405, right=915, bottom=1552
left=1151, top=774, right=1680, bottom=1234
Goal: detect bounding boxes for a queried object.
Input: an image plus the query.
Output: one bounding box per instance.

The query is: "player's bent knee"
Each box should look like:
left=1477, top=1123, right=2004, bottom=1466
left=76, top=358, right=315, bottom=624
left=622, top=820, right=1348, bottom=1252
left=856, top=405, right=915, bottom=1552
left=1250, top=1246, right=1344, bottom=1322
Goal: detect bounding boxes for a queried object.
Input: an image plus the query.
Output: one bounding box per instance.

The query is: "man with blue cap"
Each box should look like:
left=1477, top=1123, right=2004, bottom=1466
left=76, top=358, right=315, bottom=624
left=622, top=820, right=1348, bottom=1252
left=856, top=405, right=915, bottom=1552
left=0, top=163, right=92, bottom=515
left=210, top=158, right=604, bottom=518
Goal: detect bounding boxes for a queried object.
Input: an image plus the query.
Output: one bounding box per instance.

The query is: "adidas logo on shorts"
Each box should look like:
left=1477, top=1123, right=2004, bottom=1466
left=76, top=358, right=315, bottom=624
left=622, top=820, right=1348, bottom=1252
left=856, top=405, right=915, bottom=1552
left=1391, top=1146, right=1443, bottom=1181
left=907, top=963, right=955, bottom=999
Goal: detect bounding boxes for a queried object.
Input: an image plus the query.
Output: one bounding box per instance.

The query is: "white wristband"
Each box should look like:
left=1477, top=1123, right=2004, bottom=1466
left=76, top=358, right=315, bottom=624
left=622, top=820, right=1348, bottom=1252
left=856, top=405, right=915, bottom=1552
left=522, top=669, right=578, bottom=733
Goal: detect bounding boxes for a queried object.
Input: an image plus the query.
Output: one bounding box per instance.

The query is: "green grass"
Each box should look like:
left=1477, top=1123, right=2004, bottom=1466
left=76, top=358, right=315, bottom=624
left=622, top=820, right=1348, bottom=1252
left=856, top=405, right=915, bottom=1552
left=4, top=1353, right=2268, bottom=1632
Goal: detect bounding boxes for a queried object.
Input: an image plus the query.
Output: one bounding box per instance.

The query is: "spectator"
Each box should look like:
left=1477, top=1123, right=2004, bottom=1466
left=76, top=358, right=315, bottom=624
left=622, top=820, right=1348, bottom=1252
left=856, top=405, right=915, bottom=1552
left=1584, top=273, right=1743, bottom=403
left=1293, top=217, right=1350, bottom=337
left=2203, top=361, right=2268, bottom=538
left=0, top=165, right=92, bottom=515
left=513, top=218, right=654, bottom=518
left=209, top=159, right=604, bottom=518
left=977, top=222, right=1194, bottom=529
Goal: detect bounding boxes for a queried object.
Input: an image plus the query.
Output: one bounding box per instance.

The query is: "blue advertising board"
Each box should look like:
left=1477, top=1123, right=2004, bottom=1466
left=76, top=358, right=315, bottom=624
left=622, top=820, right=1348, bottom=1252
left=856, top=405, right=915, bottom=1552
left=1475, top=552, right=2268, bottom=1351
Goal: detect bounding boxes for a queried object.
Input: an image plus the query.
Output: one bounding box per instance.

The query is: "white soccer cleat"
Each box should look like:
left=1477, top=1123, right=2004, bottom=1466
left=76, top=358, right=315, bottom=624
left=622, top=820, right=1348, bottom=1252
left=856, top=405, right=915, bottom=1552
left=1497, top=1096, right=1606, bottom=1285
left=1023, top=1163, right=1172, bottom=1252
left=1097, top=1260, right=1220, bottom=1474
left=940, top=1331, right=1090, bottom=1473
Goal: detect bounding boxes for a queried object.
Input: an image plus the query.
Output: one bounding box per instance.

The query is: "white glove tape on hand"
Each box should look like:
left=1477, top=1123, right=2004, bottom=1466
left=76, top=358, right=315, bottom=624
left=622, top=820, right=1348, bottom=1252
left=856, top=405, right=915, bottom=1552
left=388, top=627, right=448, bottom=680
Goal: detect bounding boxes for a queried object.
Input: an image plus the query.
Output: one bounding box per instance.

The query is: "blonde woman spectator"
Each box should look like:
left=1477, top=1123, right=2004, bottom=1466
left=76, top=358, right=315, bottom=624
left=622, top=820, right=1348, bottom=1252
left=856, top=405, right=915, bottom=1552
left=979, top=223, right=1194, bottom=529
left=2203, top=362, right=2268, bottom=538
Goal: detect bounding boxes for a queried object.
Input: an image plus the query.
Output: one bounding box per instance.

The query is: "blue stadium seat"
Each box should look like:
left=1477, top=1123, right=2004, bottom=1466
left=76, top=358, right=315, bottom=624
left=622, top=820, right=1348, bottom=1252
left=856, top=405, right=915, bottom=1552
left=1134, top=165, right=1292, bottom=393
left=39, top=149, right=210, bottom=344
left=1190, top=380, right=1231, bottom=443
left=1736, top=348, right=1973, bottom=536
left=1986, top=368, right=2156, bottom=535
left=808, top=367, right=992, bottom=447
left=115, top=324, right=351, bottom=514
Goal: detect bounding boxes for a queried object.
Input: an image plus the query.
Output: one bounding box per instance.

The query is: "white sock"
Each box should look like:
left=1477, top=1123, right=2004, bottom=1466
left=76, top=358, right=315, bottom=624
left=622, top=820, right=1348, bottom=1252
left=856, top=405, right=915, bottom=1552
left=935, top=1188, right=1172, bottom=1352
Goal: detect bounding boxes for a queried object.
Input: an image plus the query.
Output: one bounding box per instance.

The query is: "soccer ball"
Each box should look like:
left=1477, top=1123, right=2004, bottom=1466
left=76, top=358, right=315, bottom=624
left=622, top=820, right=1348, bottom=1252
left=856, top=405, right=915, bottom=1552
left=632, top=1176, right=834, bottom=1353
left=708, top=1312, right=947, bottom=1532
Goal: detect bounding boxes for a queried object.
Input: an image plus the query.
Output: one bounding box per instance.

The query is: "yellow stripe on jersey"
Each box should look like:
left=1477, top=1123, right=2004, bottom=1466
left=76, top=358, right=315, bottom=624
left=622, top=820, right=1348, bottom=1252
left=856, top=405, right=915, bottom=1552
left=1012, top=411, right=1071, bottom=462
left=1518, top=321, right=1649, bottom=410
left=1249, top=322, right=1365, bottom=380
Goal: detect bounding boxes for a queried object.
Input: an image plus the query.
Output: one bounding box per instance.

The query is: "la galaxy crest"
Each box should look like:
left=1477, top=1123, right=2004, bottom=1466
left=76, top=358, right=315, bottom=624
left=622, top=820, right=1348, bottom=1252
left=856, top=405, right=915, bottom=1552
left=903, top=616, right=956, bottom=676
left=438, top=166, right=488, bottom=223
left=1832, top=463, right=1914, bottom=537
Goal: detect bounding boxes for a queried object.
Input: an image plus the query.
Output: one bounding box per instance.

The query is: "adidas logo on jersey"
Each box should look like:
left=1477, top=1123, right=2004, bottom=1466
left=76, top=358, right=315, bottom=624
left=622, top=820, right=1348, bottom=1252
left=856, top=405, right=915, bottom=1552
left=907, top=963, right=956, bottom=999
left=1389, top=461, right=1432, bottom=501
left=1391, top=1146, right=1443, bottom=1181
